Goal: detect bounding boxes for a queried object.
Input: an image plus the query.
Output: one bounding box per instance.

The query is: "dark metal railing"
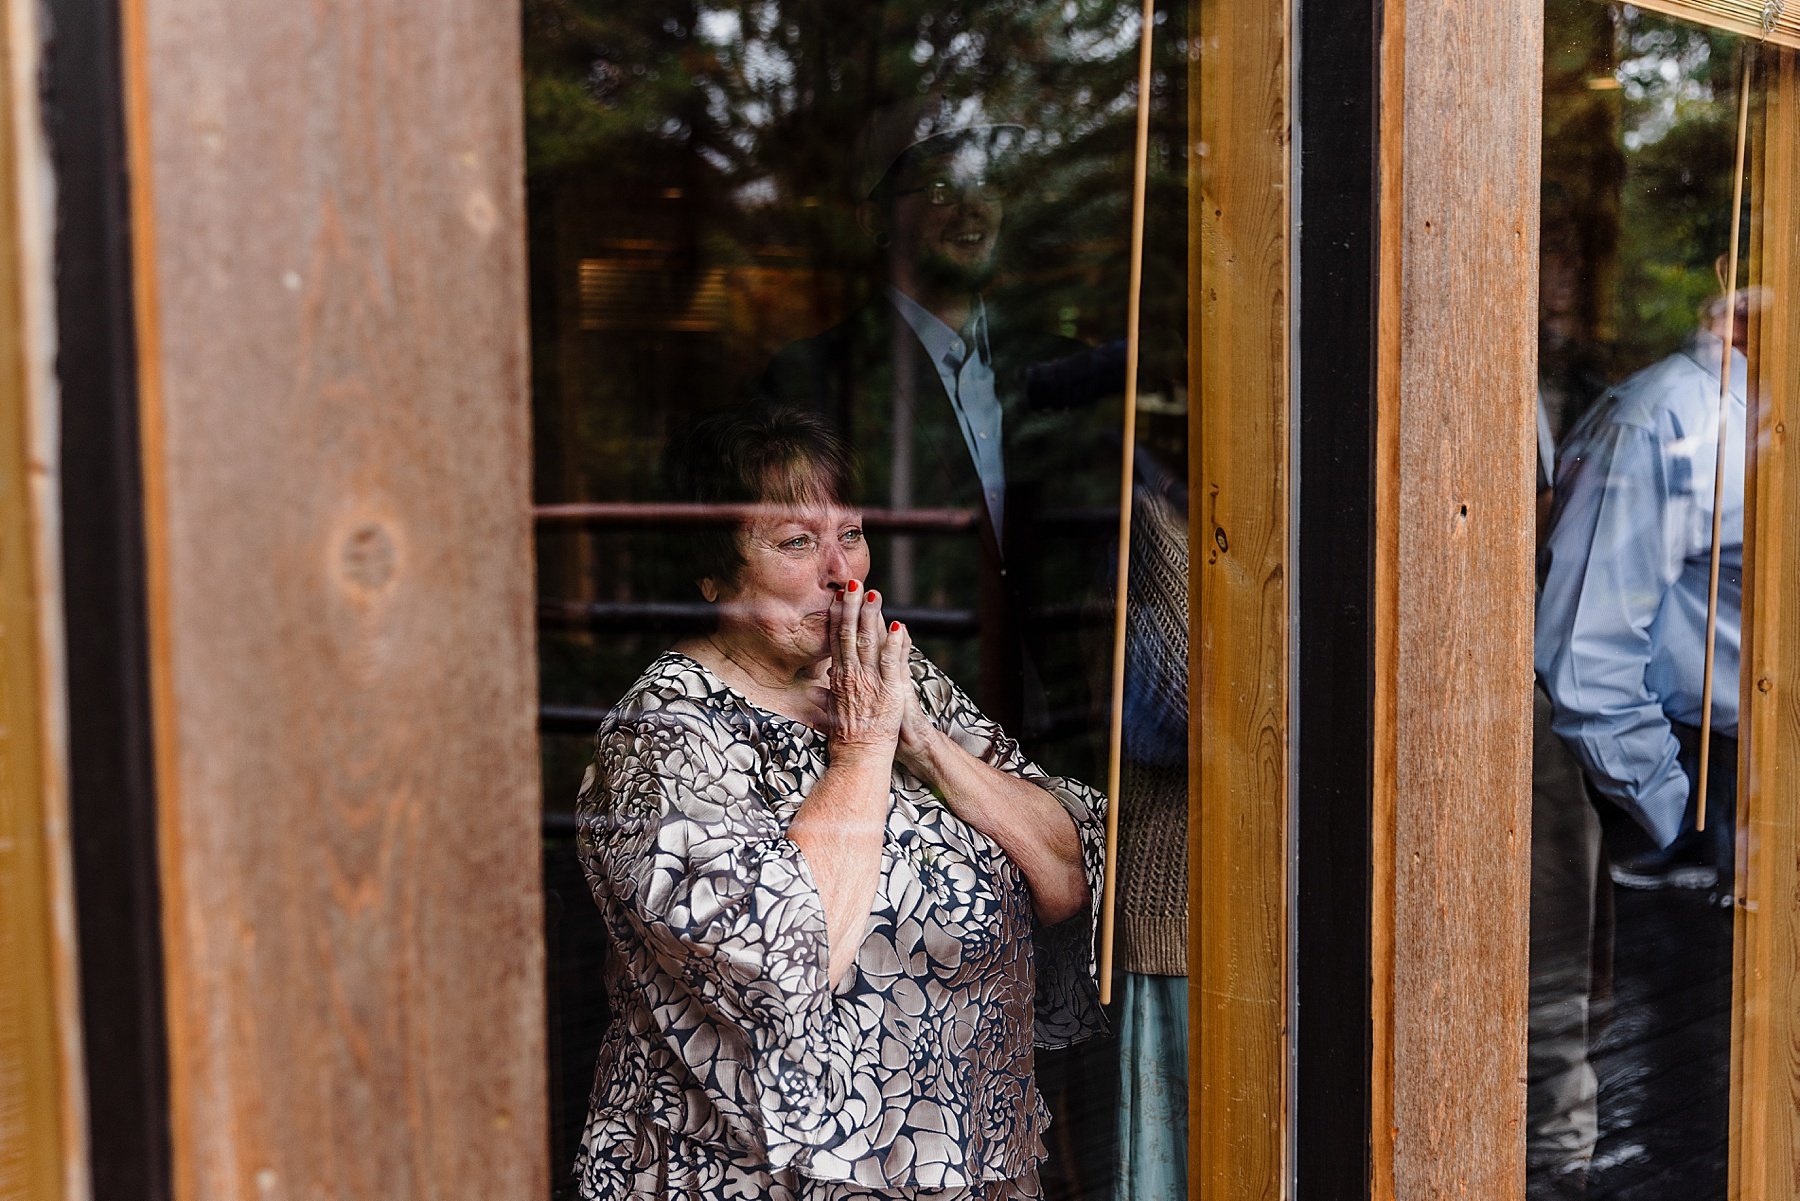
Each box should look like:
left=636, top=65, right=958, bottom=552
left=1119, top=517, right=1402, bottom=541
left=534, top=502, right=982, bottom=533
left=537, top=599, right=977, bottom=635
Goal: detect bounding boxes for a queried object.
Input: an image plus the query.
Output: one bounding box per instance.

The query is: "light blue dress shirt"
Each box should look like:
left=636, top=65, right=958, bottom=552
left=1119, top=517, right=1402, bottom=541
left=1535, top=332, right=1746, bottom=847
left=887, top=287, right=1006, bottom=543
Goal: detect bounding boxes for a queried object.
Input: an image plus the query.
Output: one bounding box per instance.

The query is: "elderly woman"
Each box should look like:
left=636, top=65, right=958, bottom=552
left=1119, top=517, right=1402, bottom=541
left=573, top=407, right=1106, bottom=1200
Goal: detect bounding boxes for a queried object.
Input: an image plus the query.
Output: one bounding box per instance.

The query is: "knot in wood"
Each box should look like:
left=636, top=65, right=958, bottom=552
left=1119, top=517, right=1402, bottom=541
left=465, top=189, right=500, bottom=239
left=340, top=522, right=398, bottom=595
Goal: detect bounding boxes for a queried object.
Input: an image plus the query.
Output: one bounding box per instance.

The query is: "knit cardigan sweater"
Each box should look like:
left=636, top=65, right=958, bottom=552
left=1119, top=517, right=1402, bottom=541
left=1114, top=479, right=1190, bottom=977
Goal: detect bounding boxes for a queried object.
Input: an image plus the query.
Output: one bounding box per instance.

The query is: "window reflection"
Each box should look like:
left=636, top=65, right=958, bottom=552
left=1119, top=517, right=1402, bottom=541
left=1531, top=8, right=1754, bottom=1197
left=525, top=2, right=1190, bottom=1197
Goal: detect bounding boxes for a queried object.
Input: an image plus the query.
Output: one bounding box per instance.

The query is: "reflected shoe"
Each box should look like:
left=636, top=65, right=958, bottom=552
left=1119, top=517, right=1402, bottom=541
left=1607, top=850, right=1717, bottom=891
left=1526, top=1161, right=1588, bottom=1201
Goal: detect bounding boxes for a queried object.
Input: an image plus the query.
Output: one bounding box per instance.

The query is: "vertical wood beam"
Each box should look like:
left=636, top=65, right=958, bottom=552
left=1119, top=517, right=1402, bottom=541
left=1732, top=46, right=1800, bottom=1201
left=120, top=0, right=546, bottom=1197
left=1373, top=1, right=1541, bottom=1196
left=1189, top=0, right=1291, bottom=1195
left=0, top=0, right=82, bottom=1193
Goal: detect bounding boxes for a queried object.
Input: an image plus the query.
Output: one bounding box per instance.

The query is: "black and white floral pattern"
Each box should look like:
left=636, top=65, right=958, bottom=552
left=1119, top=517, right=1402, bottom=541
left=573, top=650, right=1107, bottom=1200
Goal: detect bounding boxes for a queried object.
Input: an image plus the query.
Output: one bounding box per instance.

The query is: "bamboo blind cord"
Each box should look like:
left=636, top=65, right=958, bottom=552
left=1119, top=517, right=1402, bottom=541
left=1697, top=47, right=1756, bottom=833
left=1097, top=0, right=1156, bottom=1008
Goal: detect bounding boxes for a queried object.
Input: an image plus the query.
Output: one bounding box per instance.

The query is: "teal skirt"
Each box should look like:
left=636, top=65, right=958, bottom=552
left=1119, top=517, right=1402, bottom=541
left=1114, top=973, right=1189, bottom=1201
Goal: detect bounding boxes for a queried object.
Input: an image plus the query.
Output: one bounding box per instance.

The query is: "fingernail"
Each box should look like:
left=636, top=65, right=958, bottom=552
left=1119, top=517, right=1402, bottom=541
left=866, top=590, right=879, bottom=604
left=847, top=579, right=859, bottom=593
left=890, top=620, right=901, bottom=632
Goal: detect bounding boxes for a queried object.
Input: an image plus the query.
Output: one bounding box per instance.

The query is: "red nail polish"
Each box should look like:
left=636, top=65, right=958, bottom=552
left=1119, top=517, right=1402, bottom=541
left=846, top=579, right=859, bottom=593
left=890, top=620, right=901, bottom=632
left=866, top=590, right=879, bottom=604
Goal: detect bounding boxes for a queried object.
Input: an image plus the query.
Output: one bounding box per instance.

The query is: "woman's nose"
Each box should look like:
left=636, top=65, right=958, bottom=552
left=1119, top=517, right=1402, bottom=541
left=821, top=546, right=850, bottom=591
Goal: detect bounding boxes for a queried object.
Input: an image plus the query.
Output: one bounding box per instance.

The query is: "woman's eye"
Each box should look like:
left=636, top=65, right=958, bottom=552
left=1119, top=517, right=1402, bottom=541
left=843, top=527, right=865, bottom=543
left=782, top=536, right=811, bottom=550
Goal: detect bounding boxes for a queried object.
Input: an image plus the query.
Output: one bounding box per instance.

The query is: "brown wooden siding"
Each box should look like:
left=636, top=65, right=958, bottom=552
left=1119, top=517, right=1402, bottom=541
left=1374, top=0, right=1543, bottom=1195
left=120, top=0, right=546, bottom=1196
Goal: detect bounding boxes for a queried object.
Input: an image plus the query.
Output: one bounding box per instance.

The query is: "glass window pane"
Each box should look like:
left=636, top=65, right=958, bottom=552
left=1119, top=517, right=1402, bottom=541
left=524, top=3, right=1193, bottom=1196
left=1532, top=8, right=1760, bottom=1195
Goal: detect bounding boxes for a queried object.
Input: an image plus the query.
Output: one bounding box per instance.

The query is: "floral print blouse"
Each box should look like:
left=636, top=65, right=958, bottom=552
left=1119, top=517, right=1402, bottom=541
left=572, top=650, right=1106, bottom=1200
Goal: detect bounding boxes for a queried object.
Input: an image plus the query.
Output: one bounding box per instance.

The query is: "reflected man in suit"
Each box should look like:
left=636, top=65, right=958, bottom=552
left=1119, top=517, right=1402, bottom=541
left=759, top=99, right=1116, bottom=784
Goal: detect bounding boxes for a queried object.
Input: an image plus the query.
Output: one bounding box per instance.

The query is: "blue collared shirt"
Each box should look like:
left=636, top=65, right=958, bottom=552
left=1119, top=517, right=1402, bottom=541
left=887, top=287, right=1006, bottom=543
left=1535, top=332, right=1746, bottom=846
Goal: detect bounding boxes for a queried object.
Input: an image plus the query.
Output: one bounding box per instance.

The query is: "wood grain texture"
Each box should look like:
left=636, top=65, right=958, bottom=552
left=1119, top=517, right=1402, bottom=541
left=1731, top=47, right=1800, bottom=1201
left=0, top=0, right=73, bottom=1193
left=1625, top=1, right=1800, bottom=52
left=121, top=0, right=546, bottom=1197
left=1368, top=4, right=1411, bottom=1195
left=1189, top=0, right=1290, bottom=1195
left=1370, top=3, right=1406, bottom=1193
left=1373, top=1, right=1542, bottom=1196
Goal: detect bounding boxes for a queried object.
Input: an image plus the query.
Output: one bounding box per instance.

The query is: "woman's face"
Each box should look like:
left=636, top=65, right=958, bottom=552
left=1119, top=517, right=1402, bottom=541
left=709, top=503, right=870, bottom=669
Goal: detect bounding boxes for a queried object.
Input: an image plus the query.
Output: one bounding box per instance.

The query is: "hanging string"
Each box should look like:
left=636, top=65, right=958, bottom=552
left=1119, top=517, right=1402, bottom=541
left=1696, top=46, right=1757, bottom=834
left=1096, top=0, right=1157, bottom=1007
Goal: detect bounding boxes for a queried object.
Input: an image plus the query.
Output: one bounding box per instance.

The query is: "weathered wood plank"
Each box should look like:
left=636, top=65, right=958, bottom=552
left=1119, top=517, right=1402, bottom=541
left=1374, top=0, right=1542, bottom=1195
left=1731, top=46, right=1800, bottom=1201
left=121, top=0, right=546, bottom=1196
left=1189, top=0, right=1291, bottom=1195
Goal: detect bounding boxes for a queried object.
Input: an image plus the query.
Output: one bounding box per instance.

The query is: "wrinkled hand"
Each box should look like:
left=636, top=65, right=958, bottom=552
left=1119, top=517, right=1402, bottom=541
left=826, top=582, right=913, bottom=758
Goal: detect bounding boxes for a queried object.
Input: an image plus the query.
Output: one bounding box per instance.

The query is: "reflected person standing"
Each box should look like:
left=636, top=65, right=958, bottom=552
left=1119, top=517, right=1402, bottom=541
left=1536, top=291, right=1757, bottom=895
left=757, top=97, right=1115, bottom=786
left=1533, top=289, right=1760, bottom=1198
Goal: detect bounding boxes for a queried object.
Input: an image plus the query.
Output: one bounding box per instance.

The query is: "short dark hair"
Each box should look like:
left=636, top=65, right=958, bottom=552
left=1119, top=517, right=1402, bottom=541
left=666, top=406, right=860, bottom=588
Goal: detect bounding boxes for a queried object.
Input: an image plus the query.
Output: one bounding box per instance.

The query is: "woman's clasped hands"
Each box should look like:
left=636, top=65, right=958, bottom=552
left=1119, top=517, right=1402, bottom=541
left=823, top=580, right=916, bottom=762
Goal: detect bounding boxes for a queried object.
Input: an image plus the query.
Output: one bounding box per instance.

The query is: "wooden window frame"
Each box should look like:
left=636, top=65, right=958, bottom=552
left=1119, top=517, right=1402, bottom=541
left=73, top=4, right=1800, bottom=1201
left=0, top=0, right=84, bottom=1194
left=47, top=0, right=176, bottom=1195
left=1373, top=1, right=1542, bottom=1198
left=1190, top=0, right=1292, bottom=1196
left=1196, top=0, right=1544, bottom=1196
left=1619, top=0, right=1800, bottom=50
left=1734, top=42, right=1800, bottom=1201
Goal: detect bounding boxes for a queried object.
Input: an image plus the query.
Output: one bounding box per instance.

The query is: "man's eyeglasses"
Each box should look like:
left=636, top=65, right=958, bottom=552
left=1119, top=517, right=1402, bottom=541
left=889, top=178, right=1001, bottom=207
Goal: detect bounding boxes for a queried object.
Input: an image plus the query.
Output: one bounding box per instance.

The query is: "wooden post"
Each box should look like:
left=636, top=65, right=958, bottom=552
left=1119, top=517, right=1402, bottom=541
left=119, top=0, right=546, bottom=1196
left=1373, top=0, right=1542, bottom=1195
left=1189, top=0, right=1291, bottom=1195
left=1731, top=46, right=1800, bottom=1201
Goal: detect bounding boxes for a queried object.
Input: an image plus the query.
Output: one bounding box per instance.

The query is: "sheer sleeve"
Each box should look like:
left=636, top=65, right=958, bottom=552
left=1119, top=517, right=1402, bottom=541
left=910, top=651, right=1109, bottom=1047
left=575, top=689, right=836, bottom=1168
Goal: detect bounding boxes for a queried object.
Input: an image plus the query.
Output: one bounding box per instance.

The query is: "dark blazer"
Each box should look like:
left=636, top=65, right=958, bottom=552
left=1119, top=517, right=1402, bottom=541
left=757, top=297, right=1118, bottom=782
